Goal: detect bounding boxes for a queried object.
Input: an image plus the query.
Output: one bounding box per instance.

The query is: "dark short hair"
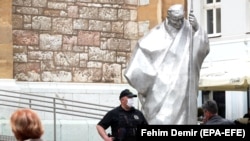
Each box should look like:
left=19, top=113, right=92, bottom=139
left=202, top=100, right=218, bottom=114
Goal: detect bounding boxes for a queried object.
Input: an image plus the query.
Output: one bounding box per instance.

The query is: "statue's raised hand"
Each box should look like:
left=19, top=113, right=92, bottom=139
left=189, top=11, right=198, bottom=32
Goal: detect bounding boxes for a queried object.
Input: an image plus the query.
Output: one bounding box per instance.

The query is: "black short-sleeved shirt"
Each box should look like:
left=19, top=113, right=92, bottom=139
left=97, top=105, right=148, bottom=141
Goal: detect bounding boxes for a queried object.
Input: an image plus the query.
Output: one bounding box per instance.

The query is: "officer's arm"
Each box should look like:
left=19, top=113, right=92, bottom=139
left=96, top=125, right=113, bottom=141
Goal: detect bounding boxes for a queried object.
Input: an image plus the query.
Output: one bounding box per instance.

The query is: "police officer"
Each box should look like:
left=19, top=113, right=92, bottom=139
left=96, top=89, right=148, bottom=141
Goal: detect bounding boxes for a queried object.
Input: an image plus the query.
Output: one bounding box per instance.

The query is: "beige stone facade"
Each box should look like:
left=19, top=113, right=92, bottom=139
left=138, top=0, right=186, bottom=29
left=0, top=0, right=185, bottom=83
left=0, top=0, right=13, bottom=78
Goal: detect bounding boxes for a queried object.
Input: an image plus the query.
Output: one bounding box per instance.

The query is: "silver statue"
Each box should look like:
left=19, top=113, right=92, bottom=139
left=124, top=4, right=210, bottom=124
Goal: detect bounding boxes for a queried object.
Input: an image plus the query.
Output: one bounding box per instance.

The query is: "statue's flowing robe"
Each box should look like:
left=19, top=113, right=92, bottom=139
left=124, top=19, right=210, bottom=124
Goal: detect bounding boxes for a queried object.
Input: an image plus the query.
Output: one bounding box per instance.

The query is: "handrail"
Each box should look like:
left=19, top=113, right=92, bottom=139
left=0, top=89, right=115, bottom=141
left=0, top=93, right=112, bottom=114
left=0, top=89, right=114, bottom=118
left=0, top=135, right=16, bottom=141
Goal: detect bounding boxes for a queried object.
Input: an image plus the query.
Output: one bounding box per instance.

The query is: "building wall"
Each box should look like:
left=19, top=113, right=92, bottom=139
left=1, top=0, right=186, bottom=82
left=221, top=0, right=248, bottom=36
left=0, top=0, right=13, bottom=78
left=201, top=0, right=250, bottom=65
left=137, top=0, right=186, bottom=29
left=12, top=0, right=140, bottom=83
left=197, top=0, right=250, bottom=120
left=162, top=0, right=187, bottom=20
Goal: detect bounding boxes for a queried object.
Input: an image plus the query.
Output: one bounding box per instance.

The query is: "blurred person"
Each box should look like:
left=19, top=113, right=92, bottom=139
left=202, top=100, right=235, bottom=125
left=10, top=108, right=45, bottom=141
left=243, top=108, right=250, bottom=118
left=234, top=107, right=250, bottom=125
left=96, top=89, right=148, bottom=141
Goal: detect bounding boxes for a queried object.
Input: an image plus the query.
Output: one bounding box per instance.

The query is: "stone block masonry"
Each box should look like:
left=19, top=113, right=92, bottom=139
left=12, top=0, right=146, bottom=83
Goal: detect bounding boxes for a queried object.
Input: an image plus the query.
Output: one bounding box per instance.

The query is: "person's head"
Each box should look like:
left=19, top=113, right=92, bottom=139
left=119, top=89, right=137, bottom=110
left=10, top=108, right=44, bottom=141
left=202, top=100, right=218, bottom=121
left=167, top=4, right=185, bottom=29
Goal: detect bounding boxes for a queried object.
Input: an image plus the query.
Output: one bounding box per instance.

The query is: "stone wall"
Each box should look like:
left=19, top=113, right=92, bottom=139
left=11, top=0, right=185, bottom=83
left=12, top=0, right=141, bottom=83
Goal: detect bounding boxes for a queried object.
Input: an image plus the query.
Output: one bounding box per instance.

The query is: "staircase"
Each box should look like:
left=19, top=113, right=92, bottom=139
left=0, top=89, right=115, bottom=141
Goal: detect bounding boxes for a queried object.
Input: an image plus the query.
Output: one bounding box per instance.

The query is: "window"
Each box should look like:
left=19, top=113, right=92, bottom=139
left=204, top=0, right=221, bottom=37
left=213, top=91, right=226, bottom=118
left=202, top=90, right=226, bottom=118
left=201, top=91, right=211, bottom=103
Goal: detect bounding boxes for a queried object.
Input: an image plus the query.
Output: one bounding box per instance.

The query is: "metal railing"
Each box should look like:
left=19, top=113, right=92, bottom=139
left=0, top=135, right=16, bottom=141
left=0, top=89, right=115, bottom=141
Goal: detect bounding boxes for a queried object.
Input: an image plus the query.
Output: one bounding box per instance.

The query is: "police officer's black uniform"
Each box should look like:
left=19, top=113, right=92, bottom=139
left=97, top=105, right=148, bottom=141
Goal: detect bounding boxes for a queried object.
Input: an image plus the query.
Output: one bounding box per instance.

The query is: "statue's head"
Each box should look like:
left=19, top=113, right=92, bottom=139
left=167, top=4, right=185, bottom=29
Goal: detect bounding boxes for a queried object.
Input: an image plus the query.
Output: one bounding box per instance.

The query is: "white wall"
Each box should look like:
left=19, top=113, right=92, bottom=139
left=221, top=0, right=247, bottom=36
left=204, top=40, right=250, bottom=62
left=247, top=0, right=250, bottom=32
